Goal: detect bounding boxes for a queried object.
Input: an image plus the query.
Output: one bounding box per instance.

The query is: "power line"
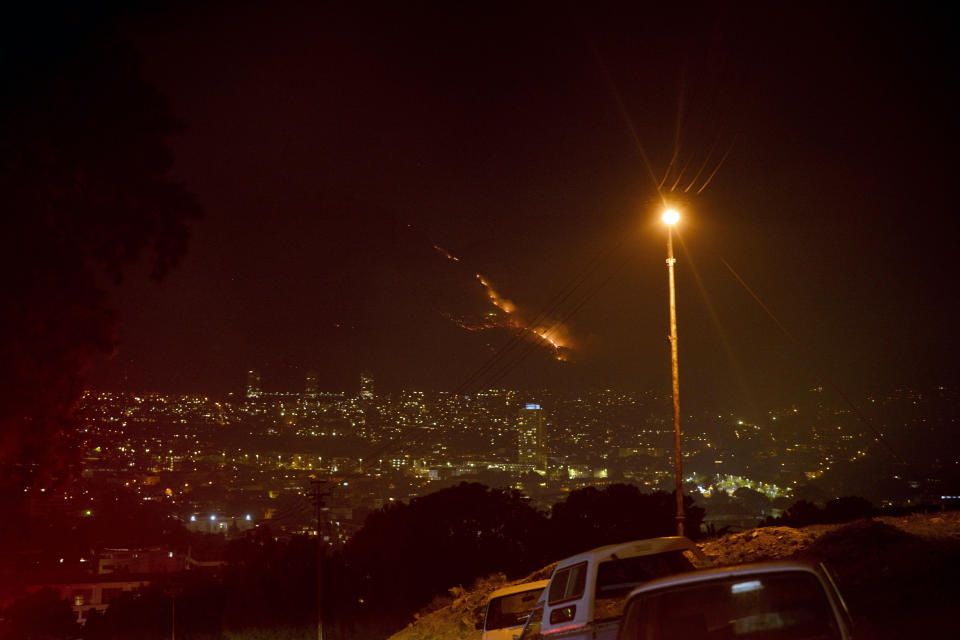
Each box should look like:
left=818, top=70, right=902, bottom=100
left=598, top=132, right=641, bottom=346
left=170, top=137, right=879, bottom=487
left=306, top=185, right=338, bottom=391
left=718, top=256, right=916, bottom=473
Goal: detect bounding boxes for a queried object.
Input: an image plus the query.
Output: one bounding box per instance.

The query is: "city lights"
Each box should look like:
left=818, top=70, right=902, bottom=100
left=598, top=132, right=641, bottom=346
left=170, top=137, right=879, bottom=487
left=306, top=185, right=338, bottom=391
left=66, top=383, right=946, bottom=551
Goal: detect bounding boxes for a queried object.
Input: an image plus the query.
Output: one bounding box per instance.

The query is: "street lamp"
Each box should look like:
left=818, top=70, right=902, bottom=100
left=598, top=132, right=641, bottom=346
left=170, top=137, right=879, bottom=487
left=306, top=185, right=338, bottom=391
left=662, top=208, right=684, bottom=536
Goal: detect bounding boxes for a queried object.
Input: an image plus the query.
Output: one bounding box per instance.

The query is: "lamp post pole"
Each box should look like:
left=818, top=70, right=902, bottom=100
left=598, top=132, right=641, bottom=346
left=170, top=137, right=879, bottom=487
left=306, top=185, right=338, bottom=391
left=663, top=210, right=684, bottom=536
left=164, top=585, right=182, bottom=640
left=311, top=480, right=326, bottom=640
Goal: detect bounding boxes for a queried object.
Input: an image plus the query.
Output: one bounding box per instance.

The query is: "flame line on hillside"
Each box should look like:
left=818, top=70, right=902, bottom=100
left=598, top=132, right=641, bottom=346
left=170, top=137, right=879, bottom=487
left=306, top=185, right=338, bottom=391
left=433, top=245, right=460, bottom=262
left=429, top=241, right=574, bottom=361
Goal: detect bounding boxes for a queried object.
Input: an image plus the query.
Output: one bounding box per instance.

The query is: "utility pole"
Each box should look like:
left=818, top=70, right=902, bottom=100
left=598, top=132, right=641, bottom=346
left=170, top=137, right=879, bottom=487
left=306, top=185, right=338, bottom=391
left=310, top=480, right=327, bottom=640
left=163, top=584, right=182, bottom=640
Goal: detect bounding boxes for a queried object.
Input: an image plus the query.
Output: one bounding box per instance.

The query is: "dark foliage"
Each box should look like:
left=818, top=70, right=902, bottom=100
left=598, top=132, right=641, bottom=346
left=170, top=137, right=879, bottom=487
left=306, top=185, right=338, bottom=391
left=547, top=485, right=705, bottom=558
left=0, top=587, right=80, bottom=639
left=0, top=6, right=200, bottom=495
left=322, top=482, right=701, bottom=638
left=764, top=496, right=874, bottom=527
left=47, top=482, right=704, bottom=639
left=220, top=528, right=319, bottom=630
left=731, top=487, right=772, bottom=515
left=330, top=482, right=547, bottom=636
left=83, top=582, right=215, bottom=640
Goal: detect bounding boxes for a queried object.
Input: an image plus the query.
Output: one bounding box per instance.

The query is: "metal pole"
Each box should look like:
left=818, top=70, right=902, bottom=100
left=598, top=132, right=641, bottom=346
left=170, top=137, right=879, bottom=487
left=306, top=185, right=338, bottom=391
left=312, top=480, right=325, bottom=640
left=666, top=227, right=685, bottom=537
left=164, top=586, right=181, bottom=640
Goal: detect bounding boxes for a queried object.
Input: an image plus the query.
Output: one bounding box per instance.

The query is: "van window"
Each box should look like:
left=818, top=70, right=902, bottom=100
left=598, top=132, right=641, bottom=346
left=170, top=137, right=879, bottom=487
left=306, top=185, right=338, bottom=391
left=548, top=562, right=587, bottom=604
left=593, top=551, right=693, bottom=621
left=619, top=571, right=841, bottom=639
left=485, top=587, right=543, bottom=631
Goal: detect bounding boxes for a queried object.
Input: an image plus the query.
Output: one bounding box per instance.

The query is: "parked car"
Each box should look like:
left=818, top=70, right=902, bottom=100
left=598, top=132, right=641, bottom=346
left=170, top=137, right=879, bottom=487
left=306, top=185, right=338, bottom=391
left=519, top=537, right=708, bottom=640
left=616, top=561, right=855, bottom=639
left=478, top=579, right=550, bottom=640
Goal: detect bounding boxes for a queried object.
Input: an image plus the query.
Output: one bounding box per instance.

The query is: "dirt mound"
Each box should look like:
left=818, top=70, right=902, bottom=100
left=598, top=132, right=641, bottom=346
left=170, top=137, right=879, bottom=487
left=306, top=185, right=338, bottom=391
left=389, top=565, right=556, bottom=640
left=796, top=518, right=960, bottom=639
left=698, top=525, right=826, bottom=565
left=389, top=512, right=960, bottom=640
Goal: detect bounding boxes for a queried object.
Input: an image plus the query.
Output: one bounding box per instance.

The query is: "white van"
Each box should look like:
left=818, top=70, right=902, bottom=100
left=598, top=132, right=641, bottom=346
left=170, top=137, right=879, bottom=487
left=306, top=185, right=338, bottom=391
left=519, top=537, right=707, bottom=640
left=480, top=579, right=550, bottom=640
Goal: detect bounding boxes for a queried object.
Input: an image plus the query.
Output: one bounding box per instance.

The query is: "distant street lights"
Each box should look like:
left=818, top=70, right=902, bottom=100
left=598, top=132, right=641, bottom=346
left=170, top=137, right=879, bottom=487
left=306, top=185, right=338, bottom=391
left=662, top=208, right=684, bottom=537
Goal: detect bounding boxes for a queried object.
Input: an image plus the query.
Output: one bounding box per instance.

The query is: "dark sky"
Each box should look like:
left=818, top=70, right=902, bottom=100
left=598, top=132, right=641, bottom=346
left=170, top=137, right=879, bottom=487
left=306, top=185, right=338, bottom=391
left=83, top=2, right=957, bottom=412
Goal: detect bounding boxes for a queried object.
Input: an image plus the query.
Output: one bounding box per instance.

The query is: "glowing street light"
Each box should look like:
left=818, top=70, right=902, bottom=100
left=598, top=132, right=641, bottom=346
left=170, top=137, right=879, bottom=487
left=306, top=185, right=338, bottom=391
left=663, top=208, right=684, bottom=536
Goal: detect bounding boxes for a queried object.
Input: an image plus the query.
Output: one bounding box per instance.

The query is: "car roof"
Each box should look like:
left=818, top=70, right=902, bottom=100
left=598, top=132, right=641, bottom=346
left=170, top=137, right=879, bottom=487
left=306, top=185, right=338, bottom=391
left=622, top=560, right=825, bottom=599
left=555, top=537, right=704, bottom=569
left=487, top=579, right=550, bottom=600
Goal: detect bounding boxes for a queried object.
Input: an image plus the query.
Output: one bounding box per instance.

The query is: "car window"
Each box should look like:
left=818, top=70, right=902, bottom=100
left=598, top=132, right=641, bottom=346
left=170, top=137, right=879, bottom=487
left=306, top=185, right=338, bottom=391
left=548, top=562, right=587, bottom=604
left=485, top=587, right=544, bottom=631
left=594, top=551, right=693, bottom=620
left=619, top=571, right=842, bottom=640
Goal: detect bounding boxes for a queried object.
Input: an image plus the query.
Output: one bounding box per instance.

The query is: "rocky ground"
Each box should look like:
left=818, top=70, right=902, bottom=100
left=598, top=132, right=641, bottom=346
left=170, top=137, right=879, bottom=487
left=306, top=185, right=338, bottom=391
left=389, top=511, right=960, bottom=640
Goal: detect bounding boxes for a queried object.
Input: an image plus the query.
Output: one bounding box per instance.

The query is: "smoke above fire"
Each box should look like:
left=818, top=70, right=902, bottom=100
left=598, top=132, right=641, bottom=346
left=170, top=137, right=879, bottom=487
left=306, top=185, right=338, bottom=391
left=432, top=245, right=573, bottom=361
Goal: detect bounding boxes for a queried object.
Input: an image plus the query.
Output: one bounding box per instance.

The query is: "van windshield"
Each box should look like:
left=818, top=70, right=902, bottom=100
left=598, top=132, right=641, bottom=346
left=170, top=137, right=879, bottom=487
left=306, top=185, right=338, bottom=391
left=486, top=588, right=544, bottom=631
left=619, top=571, right=842, bottom=639
left=593, top=551, right=694, bottom=621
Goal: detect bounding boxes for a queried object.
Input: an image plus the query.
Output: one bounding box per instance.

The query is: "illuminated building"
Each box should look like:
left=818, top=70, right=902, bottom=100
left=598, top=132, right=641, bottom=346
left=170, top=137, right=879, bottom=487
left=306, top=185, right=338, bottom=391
left=245, top=369, right=261, bottom=399
left=517, top=403, right=547, bottom=470
left=305, top=370, right=318, bottom=398
left=359, top=371, right=374, bottom=400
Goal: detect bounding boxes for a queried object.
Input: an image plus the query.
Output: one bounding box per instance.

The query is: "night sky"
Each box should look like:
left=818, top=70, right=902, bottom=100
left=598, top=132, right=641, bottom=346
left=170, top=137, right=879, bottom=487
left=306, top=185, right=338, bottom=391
left=84, top=3, right=957, bottom=412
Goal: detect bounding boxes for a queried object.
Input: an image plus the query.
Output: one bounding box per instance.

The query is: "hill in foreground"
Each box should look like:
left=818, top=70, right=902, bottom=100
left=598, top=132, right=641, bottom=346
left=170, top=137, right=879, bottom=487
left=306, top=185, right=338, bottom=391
left=389, top=511, right=960, bottom=640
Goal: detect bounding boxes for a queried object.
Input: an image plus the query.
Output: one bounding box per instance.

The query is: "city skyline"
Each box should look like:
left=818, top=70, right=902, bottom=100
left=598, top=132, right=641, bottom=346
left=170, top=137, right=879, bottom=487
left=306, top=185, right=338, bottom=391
left=69, top=381, right=958, bottom=514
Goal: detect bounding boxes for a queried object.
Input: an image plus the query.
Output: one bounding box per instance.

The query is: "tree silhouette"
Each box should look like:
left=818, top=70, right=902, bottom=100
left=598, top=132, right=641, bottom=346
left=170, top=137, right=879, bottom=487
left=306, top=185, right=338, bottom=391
left=0, top=6, right=200, bottom=495
left=782, top=499, right=822, bottom=526
left=823, top=496, right=873, bottom=523
left=765, top=496, right=874, bottom=527
left=336, top=482, right=547, bottom=636
left=0, top=587, right=80, bottom=639
left=548, top=484, right=705, bottom=558
left=220, top=529, right=318, bottom=631
left=732, top=486, right=773, bottom=516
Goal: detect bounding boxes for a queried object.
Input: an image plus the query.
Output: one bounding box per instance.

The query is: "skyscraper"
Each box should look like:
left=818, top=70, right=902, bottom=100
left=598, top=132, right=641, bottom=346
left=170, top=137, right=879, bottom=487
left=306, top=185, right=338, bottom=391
left=246, top=369, right=262, bottom=399
left=517, top=403, right=547, bottom=470
left=305, top=370, right=318, bottom=398
left=359, top=371, right=374, bottom=400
